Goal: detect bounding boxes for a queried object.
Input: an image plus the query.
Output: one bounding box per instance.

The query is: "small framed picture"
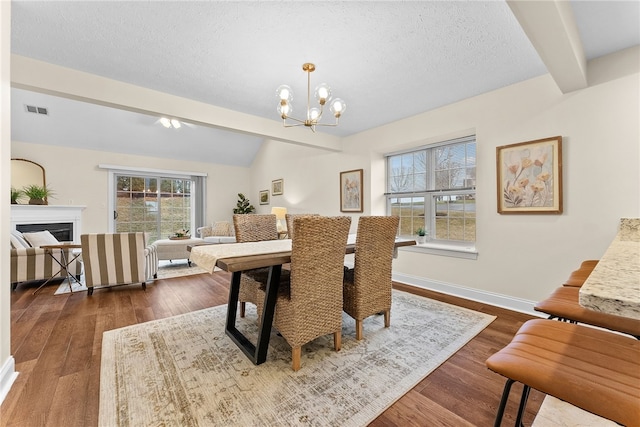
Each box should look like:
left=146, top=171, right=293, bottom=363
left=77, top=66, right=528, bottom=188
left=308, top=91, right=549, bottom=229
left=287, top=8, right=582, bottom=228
left=272, top=179, right=284, bottom=196
left=496, top=136, right=563, bottom=214
left=259, top=190, right=270, bottom=205
left=340, top=169, right=363, bottom=212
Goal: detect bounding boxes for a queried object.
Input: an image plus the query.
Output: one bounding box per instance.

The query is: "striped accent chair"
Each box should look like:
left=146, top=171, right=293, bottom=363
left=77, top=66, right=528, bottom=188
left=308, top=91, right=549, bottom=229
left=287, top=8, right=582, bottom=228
left=81, top=233, right=158, bottom=296
left=10, top=246, right=82, bottom=290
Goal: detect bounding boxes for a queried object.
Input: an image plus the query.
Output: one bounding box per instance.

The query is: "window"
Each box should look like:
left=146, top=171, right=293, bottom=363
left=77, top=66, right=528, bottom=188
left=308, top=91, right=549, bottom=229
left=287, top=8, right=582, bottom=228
left=114, top=175, right=193, bottom=243
left=386, top=135, right=476, bottom=245
left=102, top=164, right=207, bottom=245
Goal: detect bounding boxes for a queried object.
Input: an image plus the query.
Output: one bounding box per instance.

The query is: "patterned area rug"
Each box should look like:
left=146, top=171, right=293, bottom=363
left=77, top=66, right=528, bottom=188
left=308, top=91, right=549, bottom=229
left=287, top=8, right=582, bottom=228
left=99, top=290, right=495, bottom=426
left=532, top=396, right=618, bottom=427
left=54, top=260, right=208, bottom=295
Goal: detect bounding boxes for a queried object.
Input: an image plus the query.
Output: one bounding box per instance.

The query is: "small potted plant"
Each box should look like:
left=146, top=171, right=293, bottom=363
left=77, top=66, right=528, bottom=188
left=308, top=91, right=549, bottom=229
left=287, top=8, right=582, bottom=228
left=416, top=227, right=428, bottom=244
left=10, top=187, right=24, bottom=204
left=233, top=193, right=256, bottom=214
left=170, top=229, right=190, bottom=240
left=23, top=184, right=55, bottom=205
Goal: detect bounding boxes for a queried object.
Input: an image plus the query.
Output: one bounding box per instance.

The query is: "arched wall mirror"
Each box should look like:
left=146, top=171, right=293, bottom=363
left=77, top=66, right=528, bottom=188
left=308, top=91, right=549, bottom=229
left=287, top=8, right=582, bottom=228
left=11, top=158, right=47, bottom=204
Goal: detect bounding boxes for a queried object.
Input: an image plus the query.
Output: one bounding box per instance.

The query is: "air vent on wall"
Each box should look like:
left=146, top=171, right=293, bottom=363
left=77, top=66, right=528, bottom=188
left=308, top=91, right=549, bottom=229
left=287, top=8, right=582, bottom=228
left=25, top=105, right=48, bottom=115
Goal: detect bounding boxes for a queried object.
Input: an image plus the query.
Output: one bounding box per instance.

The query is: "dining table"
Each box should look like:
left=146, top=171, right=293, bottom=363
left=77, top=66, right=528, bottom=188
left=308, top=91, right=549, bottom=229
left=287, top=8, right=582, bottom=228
left=189, top=235, right=416, bottom=364
left=579, top=218, right=640, bottom=320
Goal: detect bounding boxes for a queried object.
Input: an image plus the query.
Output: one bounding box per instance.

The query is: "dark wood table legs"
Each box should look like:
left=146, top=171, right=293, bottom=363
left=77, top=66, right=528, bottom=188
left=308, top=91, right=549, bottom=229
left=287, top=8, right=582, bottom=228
left=225, top=265, right=282, bottom=365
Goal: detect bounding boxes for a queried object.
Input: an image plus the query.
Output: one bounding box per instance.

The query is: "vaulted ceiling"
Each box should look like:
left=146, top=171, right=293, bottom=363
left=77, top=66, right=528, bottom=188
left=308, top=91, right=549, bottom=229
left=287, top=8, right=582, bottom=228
left=10, top=1, right=639, bottom=166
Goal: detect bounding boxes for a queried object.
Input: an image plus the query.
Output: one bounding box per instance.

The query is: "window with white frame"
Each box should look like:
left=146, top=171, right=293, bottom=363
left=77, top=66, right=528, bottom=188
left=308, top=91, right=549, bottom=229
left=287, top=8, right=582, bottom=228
left=386, top=135, right=476, bottom=244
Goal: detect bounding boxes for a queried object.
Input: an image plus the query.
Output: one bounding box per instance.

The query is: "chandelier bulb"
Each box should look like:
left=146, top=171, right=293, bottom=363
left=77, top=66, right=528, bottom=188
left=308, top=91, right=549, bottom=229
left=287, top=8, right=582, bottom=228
left=276, top=85, right=293, bottom=102
left=330, top=98, right=346, bottom=117
left=315, top=83, right=331, bottom=105
left=277, top=102, right=291, bottom=119
left=309, top=107, right=321, bottom=121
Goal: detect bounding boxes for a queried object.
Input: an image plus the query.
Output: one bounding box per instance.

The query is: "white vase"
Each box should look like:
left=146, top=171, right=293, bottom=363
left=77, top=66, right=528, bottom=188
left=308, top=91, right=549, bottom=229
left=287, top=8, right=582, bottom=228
left=416, top=235, right=426, bottom=244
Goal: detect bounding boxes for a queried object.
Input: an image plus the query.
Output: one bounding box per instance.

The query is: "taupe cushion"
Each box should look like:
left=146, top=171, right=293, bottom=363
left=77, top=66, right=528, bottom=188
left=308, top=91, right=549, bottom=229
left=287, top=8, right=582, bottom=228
left=10, top=230, right=30, bottom=249
left=22, top=230, right=59, bottom=247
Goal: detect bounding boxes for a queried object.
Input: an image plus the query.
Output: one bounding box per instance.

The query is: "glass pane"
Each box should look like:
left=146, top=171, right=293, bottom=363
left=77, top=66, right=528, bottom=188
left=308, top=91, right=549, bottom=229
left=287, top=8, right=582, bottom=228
left=131, top=177, right=145, bottom=192
left=114, top=175, right=193, bottom=242
left=413, top=151, right=426, bottom=173
left=386, top=138, right=476, bottom=243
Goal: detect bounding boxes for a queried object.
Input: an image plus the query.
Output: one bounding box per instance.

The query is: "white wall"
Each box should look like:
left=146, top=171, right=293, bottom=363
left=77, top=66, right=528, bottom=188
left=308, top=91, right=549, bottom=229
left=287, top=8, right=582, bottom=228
left=0, top=0, right=18, bottom=405
left=250, top=49, right=640, bottom=311
left=11, top=141, right=251, bottom=233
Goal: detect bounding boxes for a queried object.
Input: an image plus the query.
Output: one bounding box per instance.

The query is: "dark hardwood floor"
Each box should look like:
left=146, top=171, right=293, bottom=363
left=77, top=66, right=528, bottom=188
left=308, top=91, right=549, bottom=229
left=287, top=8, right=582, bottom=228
left=2, top=273, right=544, bottom=427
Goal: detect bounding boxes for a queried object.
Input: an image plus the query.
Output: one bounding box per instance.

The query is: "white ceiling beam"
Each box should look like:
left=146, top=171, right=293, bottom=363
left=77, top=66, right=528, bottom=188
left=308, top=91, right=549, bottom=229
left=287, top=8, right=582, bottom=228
left=10, top=55, right=342, bottom=152
left=508, top=0, right=587, bottom=93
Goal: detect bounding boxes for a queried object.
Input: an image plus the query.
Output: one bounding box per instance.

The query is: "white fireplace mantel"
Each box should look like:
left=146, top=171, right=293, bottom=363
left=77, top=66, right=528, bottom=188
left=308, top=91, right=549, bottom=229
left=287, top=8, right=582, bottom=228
left=11, top=205, right=86, bottom=243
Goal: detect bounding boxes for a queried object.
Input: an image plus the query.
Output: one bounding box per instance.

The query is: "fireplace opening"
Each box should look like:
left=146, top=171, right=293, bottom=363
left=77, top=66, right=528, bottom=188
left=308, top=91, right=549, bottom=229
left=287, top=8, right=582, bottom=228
left=16, top=222, right=74, bottom=242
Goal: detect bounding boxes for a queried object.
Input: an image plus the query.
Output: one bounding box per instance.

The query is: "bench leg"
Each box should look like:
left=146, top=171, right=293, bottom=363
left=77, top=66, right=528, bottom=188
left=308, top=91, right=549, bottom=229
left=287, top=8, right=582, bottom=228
left=494, top=378, right=515, bottom=427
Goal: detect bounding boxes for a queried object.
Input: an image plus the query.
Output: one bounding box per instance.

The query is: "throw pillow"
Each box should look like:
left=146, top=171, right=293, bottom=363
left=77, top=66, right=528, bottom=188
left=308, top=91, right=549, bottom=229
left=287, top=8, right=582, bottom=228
left=10, top=230, right=31, bottom=249
left=212, top=221, right=231, bottom=236
left=22, top=230, right=59, bottom=248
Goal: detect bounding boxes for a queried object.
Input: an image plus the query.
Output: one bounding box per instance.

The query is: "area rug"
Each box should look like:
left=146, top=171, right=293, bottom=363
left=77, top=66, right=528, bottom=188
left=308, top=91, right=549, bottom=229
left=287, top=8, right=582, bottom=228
left=54, top=260, right=208, bottom=295
left=531, top=396, right=617, bottom=427
left=99, top=290, right=496, bottom=426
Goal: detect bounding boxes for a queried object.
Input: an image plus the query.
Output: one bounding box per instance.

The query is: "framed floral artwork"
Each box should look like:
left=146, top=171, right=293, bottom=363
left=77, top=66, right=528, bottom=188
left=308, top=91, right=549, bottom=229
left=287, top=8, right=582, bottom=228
left=259, top=190, right=269, bottom=205
left=340, top=169, right=363, bottom=212
left=497, top=136, right=563, bottom=214
left=272, top=179, right=283, bottom=196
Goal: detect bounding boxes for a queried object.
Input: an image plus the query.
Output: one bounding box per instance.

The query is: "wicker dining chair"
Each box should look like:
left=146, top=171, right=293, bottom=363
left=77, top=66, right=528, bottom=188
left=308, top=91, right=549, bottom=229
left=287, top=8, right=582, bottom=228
left=284, top=213, right=319, bottom=240
left=343, top=216, right=399, bottom=340
left=232, top=214, right=279, bottom=317
left=257, top=215, right=351, bottom=371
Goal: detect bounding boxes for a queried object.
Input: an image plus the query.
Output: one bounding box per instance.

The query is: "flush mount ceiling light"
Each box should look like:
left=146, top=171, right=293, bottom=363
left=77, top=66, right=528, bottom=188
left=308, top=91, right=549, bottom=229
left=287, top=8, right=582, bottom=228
left=276, top=63, right=346, bottom=132
left=159, top=117, right=181, bottom=129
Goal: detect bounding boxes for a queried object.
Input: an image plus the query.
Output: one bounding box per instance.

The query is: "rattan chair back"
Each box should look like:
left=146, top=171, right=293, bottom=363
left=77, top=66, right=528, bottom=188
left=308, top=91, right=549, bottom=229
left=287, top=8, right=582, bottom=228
left=343, top=216, right=399, bottom=336
left=233, top=214, right=278, bottom=242
left=275, top=215, right=351, bottom=349
left=284, top=213, right=319, bottom=240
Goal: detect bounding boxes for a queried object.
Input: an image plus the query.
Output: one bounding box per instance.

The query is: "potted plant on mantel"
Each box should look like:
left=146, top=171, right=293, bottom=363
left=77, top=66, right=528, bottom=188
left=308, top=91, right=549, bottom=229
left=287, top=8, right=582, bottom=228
left=10, top=187, right=24, bottom=204
left=23, top=184, right=55, bottom=205
left=233, top=193, right=255, bottom=214
left=415, top=227, right=428, bottom=244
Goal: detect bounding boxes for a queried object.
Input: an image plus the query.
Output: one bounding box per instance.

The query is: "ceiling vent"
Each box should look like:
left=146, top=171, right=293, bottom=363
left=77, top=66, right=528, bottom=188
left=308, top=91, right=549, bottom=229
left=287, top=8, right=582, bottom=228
left=25, top=105, right=48, bottom=115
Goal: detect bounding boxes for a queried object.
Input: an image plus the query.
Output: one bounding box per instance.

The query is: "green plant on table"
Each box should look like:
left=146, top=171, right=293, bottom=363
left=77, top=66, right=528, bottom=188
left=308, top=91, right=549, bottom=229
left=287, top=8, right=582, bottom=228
left=172, top=229, right=190, bottom=238
left=416, top=227, right=427, bottom=236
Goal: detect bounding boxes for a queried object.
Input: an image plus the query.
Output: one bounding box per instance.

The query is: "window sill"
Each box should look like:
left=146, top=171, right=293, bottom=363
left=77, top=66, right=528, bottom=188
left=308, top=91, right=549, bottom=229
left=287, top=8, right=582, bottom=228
left=400, top=242, right=478, bottom=260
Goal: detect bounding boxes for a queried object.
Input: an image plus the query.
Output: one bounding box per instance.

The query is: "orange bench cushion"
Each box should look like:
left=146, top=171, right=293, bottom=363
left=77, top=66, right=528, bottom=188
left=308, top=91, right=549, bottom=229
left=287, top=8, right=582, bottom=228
left=486, top=319, right=640, bottom=426
left=563, top=260, right=599, bottom=287
left=534, top=286, right=640, bottom=337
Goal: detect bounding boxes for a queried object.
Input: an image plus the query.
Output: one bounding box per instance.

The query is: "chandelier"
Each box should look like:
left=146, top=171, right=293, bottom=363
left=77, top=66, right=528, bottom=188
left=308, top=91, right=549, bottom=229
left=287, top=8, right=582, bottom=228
left=276, top=63, right=346, bottom=132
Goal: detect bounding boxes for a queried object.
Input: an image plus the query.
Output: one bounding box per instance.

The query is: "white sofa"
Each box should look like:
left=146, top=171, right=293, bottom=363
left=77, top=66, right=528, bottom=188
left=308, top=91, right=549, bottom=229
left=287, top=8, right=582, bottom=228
left=196, top=221, right=236, bottom=244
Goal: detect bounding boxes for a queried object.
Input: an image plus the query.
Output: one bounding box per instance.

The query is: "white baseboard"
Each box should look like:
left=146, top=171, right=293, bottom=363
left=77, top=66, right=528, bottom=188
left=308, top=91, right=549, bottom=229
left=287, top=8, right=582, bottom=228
left=392, top=272, right=545, bottom=318
left=0, top=356, right=18, bottom=406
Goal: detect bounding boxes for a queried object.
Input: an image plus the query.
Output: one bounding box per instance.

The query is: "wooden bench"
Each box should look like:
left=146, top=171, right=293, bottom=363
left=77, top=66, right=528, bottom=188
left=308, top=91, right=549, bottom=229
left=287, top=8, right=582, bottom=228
left=486, top=319, right=640, bottom=427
